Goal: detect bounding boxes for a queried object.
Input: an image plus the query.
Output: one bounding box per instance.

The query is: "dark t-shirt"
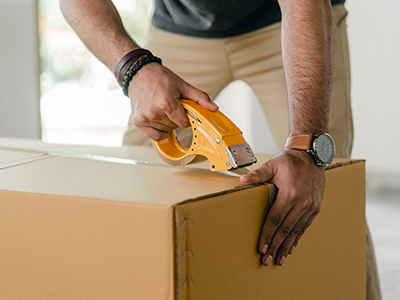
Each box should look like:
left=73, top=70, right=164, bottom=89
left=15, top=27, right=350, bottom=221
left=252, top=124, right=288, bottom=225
left=151, top=0, right=346, bottom=38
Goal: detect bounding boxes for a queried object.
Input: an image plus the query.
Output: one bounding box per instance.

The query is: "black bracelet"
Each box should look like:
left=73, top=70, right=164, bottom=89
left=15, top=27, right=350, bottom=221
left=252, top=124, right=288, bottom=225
left=122, top=55, right=163, bottom=97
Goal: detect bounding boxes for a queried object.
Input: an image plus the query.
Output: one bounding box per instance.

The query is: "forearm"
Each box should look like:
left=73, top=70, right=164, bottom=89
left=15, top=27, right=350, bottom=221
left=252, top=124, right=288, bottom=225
left=278, top=0, right=333, bottom=135
left=60, top=0, right=139, bottom=71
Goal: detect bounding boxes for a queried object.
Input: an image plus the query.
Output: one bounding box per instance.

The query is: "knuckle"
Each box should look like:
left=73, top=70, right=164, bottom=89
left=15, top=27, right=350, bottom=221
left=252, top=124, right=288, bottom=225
left=297, top=229, right=306, bottom=238
left=295, top=233, right=304, bottom=243
left=133, top=114, right=147, bottom=126
left=292, top=219, right=307, bottom=234
left=310, top=201, right=318, bottom=211
left=278, top=225, right=291, bottom=237
left=291, top=220, right=307, bottom=235
left=269, top=215, right=283, bottom=227
left=300, top=198, right=312, bottom=210
left=158, top=99, right=173, bottom=113
left=290, top=227, right=302, bottom=236
left=287, top=188, right=301, bottom=200
left=132, top=118, right=140, bottom=127
left=147, top=110, right=159, bottom=121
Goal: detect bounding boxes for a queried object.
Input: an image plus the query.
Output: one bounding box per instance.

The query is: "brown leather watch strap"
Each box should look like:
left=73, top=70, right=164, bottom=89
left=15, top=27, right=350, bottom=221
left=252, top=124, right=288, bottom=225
left=285, top=134, right=314, bottom=151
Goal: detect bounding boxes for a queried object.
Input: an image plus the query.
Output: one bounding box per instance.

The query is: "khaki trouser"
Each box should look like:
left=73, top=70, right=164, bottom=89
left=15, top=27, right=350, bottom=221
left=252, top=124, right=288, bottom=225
left=123, top=5, right=381, bottom=299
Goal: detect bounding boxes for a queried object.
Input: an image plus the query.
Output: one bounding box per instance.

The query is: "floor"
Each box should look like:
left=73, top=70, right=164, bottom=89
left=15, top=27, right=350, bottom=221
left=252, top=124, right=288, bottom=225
left=366, top=189, right=400, bottom=299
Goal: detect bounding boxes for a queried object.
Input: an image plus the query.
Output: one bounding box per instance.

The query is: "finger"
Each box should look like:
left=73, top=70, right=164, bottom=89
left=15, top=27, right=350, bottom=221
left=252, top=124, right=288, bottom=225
left=139, top=126, right=171, bottom=141
left=162, top=98, right=190, bottom=129
left=274, top=210, right=314, bottom=266
left=134, top=106, right=178, bottom=131
left=258, top=191, right=293, bottom=262
left=136, top=116, right=177, bottom=134
left=290, top=211, right=319, bottom=253
left=180, top=84, right=219, bottom=112
left=260, top=204, right=306, bottom=266
left=240, top=161, right=276, bottom=184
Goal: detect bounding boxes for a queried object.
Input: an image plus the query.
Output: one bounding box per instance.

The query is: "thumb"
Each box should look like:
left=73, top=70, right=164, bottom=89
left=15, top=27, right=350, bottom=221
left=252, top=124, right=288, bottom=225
left=180, top=84, right=219, bottom=112
left=240, top=160, right=276, bottom=184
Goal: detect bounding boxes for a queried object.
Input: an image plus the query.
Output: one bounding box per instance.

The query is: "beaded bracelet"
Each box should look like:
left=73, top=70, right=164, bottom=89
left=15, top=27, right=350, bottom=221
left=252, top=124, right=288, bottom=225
left=114, top=49, right=152, bottom=86
left=122, top=55, right=162, bottom=97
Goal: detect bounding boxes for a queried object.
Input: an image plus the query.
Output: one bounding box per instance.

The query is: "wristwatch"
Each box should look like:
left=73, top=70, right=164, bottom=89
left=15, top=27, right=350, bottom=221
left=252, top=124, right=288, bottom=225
left=285, top=133, right=336, bottom=166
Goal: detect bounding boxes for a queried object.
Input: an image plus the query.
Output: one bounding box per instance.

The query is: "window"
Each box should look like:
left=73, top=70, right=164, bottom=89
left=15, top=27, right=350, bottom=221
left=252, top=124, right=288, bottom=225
left=38, top=0, right=153, bottom=146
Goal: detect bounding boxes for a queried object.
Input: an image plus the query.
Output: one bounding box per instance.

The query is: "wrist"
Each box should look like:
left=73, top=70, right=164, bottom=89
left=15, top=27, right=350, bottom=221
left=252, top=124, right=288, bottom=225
left=115, top=51, right=163, bottom=98
left=285, top=133, right=335, bottom=166
left=114, top=48, right=154, bottom=86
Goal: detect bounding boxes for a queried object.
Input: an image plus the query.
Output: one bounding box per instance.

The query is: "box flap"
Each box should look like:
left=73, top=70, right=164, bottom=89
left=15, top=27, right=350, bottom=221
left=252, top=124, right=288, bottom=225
left=0, top=154, right=256, bottom=206
left=0, top=138, right=361, bottom=206
left=0, top=137, right=167, bottom=165
left=0, top=148, right=49, bottom=169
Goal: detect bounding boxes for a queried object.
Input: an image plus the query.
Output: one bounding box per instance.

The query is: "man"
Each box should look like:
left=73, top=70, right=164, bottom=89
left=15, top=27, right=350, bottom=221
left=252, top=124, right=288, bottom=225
left=60, top=0, right=380, bottom=298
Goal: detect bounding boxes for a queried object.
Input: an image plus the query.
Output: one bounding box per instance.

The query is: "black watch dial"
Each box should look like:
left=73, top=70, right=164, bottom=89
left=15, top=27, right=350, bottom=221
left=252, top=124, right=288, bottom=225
left=313, top=133, right=336, bottom=165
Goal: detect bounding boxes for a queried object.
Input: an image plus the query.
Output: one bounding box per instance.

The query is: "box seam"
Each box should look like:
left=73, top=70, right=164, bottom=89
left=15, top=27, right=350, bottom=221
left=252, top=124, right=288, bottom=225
left=326, top=159, right=364, bottom=170
left=176, top=182, right=270, bottom=206
left=0, top=154, right=53, bottom=170
left=173, top=206, right=189, bottom=300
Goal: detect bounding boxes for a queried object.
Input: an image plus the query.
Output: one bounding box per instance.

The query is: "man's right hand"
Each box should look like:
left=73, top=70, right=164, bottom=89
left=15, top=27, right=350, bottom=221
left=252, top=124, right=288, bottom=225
left=128, top=61, right=218, bottom=141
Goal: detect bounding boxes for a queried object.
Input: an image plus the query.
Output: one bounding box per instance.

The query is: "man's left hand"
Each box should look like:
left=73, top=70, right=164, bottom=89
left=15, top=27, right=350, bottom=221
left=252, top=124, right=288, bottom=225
left=240, top=149, right=325, bottom=266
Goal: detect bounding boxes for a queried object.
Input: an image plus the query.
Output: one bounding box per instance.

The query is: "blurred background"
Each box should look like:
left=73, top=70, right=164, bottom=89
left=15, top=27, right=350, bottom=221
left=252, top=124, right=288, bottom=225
left=0, top=0, right=399, bottom=298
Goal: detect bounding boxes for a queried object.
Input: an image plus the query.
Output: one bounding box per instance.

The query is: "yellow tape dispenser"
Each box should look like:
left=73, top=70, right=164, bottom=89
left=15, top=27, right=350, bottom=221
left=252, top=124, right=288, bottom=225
left=152, top=99, right=257, bottom=172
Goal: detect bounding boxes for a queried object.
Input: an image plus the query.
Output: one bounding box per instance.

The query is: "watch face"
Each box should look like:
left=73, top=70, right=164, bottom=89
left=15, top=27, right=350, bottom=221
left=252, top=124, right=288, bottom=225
left=314, top=134, right=336, bottom=164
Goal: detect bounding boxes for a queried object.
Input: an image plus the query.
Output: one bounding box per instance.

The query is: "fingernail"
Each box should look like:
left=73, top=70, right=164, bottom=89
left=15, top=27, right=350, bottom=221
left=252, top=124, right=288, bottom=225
left=279, top=256, right=286, bottom=266
left=261, top=244, right=268, bottom=254
left=212, top=102, right=219, bottom=108
left=289, top=245, right=296, bottom=255
left=264, top=255, right=273, bottom=266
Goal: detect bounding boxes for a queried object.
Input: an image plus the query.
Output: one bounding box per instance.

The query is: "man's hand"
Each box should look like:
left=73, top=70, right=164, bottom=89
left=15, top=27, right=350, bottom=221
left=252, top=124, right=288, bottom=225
left=128, top=62, right=218, bottom=141
left=240, top=149, right=325, bottom=266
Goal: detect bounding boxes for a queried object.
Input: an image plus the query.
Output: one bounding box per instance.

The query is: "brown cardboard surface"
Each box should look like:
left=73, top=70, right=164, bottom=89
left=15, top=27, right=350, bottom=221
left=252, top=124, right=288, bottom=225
left=0, top=190, right=174, bottom=299
left=0, top=155, right=250, bottom=205
left=175, top=161, right=366, bottom=300
left=0, top=138, right=366, bottom=299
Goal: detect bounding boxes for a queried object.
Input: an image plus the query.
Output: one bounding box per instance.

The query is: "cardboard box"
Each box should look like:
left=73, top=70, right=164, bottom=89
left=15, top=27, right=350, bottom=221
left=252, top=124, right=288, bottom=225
left=0, top=138, right=366, bottom=299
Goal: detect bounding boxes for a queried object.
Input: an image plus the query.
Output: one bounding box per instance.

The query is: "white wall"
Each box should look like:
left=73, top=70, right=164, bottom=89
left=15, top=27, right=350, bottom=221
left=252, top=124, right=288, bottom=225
left=0, top=0, right=41, bottom=138
left=215, top=81, right=278, bottom=156
left=347, top=0, right=400, bottom=175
